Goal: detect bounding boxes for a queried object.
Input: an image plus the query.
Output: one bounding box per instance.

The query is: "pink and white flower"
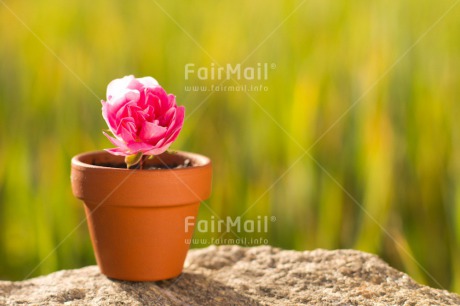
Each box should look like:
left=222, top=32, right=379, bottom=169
left=101, top=75, right=185, bottom=157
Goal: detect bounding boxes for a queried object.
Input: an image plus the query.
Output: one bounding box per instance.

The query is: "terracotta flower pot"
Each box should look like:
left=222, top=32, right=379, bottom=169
left=71, top=150, right=212, bottom=281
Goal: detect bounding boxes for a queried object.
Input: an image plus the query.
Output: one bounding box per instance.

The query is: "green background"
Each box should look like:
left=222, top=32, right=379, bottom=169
left=1, top=0, right=460, bottom=292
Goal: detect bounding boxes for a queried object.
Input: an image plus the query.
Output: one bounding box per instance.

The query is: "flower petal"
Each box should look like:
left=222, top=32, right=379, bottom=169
left=167, top=94, right=176, bottom=108
left=107, top=75, right=135, bottom=101
left=164, top=125, right=182, bottom=145
left=126, top=141, right=154, bottom=153
left=103, top=132, right=134, bottom=156
left=128, top=76, right=159, bottom=91
left=108, top=89, right=140, bottom=119
left=120, top=126, right=137, bottom=144
left=101, top=100, right=117, bottom=132
left=103, top=132, right=128, bottom=149
left=167, top=106, right=185, bottom=132
left=115, top=117, right=133, bottom=135
left=143, top=146, right=170, bottom=156
left=104, top=148, right=130, bottom=156
left=147, top=87, right=169, bottom=114
left=139, top=121, right=167, bottom=143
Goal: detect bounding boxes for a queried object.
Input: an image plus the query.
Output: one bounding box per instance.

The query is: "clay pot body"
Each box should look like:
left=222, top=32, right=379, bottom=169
left=71, top=150, right=212, bottom=281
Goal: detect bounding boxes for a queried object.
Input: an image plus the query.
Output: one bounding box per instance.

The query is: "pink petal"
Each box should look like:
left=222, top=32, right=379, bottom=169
left=126, top=142, right=154, bottom=153
left=139, top=121, right=167, bottom=143
left=167, top=94, right=176, bottom=108
left=104, top=148, right=130, bottom=156
left=103, top=132, right=132, bottom=156
left=148, top=87, right=169, bottom=114
left=167, top=106, right=185, bottom=132
left=115, top=117, right=134, bottom=135
left=124, top=90, right=140, bottom=103
left=142, top=105, right=154, bottom=121
left=164, top=125, right=182, bottom=145
left=109, top=89, right=140, bottom=117
left=160, top=107, right=175, bottom=125
left=145, top=90, right=162, bottom=118
left=104, top=132, right=154, bottom=155
left=143, top=146, right=170, bottom=156
left=101, top=100, right=116, bottom=132
left=104, top=132, right=127, bottom=147
left=120, top=126, right=136, bottom=144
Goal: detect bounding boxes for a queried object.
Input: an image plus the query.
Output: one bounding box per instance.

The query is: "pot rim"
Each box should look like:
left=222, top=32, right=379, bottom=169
left=71, top=150, right=211, bottom=172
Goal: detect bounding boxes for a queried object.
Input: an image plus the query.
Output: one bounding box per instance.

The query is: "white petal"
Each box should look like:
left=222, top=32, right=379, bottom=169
left=136, top=76, right=159, bottom=88
left=107, top=75, right=135, bottom=101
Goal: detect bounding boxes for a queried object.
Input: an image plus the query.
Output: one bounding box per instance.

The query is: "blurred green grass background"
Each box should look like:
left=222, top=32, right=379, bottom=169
left=1, top=0, right=460, bottom=292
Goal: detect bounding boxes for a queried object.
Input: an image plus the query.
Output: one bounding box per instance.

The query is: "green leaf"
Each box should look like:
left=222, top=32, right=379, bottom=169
left=125, top=152, right=143, bottom=169
left=102, top=129, right=114, bottom=136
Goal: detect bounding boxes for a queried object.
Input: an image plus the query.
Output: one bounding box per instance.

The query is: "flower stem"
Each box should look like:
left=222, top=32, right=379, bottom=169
left=139, top=155, right=147, bottom=170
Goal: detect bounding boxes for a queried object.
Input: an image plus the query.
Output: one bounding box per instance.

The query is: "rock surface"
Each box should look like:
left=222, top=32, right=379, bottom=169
left=1, top=245, right=459, bottom=305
